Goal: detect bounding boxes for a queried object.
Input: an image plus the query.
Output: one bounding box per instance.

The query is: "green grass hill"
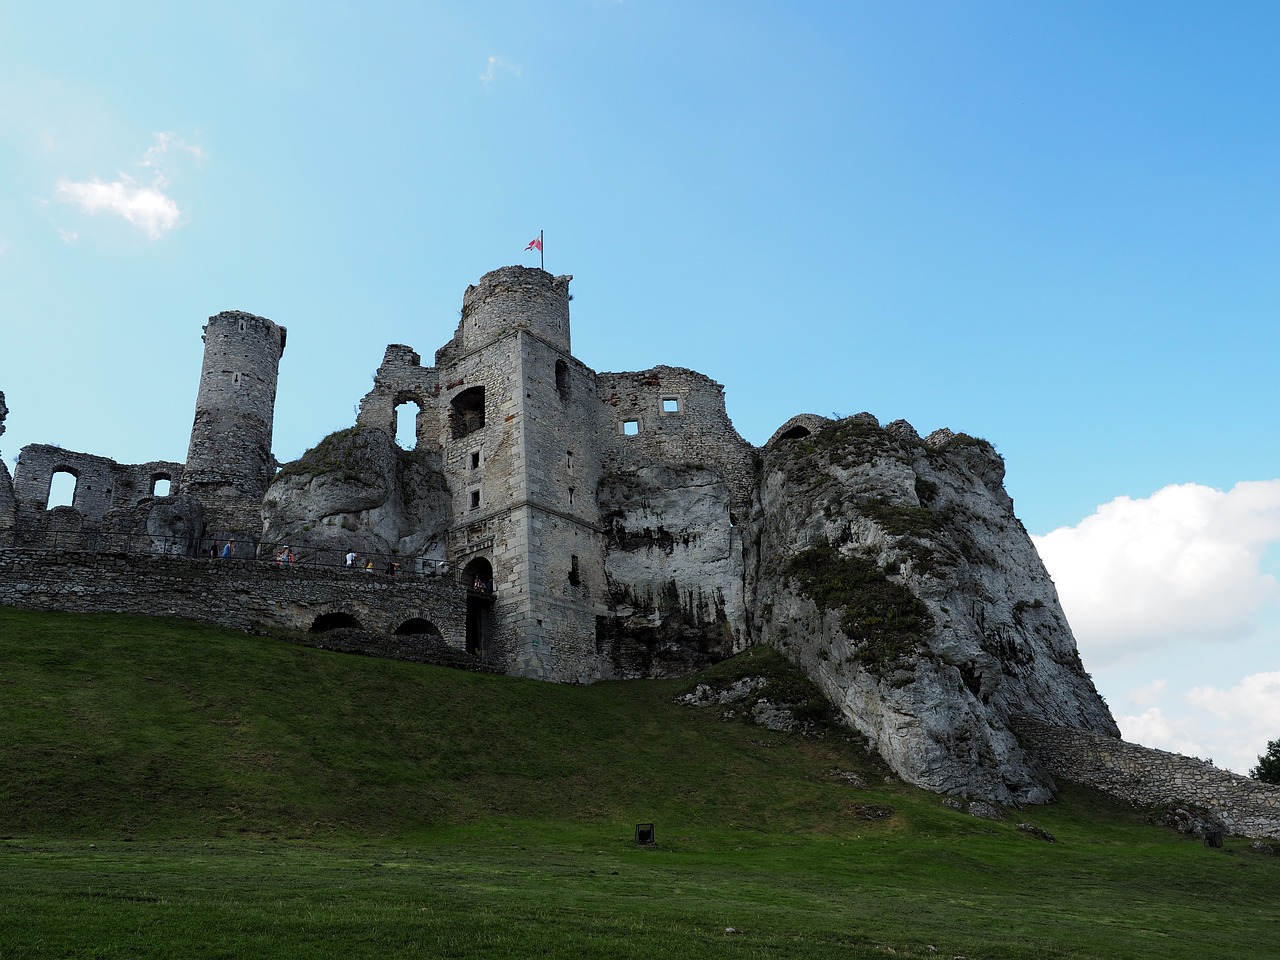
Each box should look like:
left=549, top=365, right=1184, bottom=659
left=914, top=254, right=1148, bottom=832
left=1, top=606, right=1277, bottom=959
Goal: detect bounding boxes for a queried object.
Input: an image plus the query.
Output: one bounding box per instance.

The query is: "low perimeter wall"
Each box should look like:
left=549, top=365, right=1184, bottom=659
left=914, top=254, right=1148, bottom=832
left=0, top=548, right=468, bottom=652
left=1013, top=717, right=1280, bottom=840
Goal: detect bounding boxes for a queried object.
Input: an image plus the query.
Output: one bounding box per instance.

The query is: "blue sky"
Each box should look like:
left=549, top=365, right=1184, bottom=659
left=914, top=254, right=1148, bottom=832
left=2, top=2, right=1277, bottom=773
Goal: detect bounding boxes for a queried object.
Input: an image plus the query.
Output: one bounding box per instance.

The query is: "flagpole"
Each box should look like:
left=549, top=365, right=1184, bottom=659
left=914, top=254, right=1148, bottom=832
left=539, top=230, right=544, bottom=270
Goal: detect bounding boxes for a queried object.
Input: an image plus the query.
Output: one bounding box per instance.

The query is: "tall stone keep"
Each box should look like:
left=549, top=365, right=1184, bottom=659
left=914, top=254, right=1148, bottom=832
left=436, top=266, right=607, bottom=680
left=184, top=310, right=287, bottom=545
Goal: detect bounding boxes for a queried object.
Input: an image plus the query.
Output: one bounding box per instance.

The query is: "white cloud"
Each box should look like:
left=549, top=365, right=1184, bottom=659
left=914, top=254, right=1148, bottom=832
left=1128, top=677, right=1167, bottom=707
left=1033, top=481, right=1280, bottom=664
left=1114, top=670, right=1280, bottom=774
left=481, top=55, right=522, bottom=85
left=53, top=132, right=201, bottom=240
left=55, top=175, right=180, bottom=239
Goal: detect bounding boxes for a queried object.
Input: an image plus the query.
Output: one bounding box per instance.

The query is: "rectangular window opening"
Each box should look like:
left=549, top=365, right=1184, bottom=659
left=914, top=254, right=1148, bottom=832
left=470, top=451, right=481, bottom=470
left=622, top=419, right=640, bottom=436
left=661, top=396, right=681, bottom=414
left=469, top=489, right=481, bottom=510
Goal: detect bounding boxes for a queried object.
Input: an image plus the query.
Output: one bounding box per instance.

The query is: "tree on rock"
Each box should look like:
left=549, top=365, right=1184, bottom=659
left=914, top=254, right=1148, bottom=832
left=1250, top=739, right=1280, bottom=784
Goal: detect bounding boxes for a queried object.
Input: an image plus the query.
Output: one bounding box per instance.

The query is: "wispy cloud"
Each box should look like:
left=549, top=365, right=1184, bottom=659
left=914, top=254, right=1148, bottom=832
left=55, top=176, right=179, bottom=239
left=480, top=55, right=522, bottom=85
left=1034, top=480, right=1280, bottom=664
left=53, top=132, right=202, bottom=240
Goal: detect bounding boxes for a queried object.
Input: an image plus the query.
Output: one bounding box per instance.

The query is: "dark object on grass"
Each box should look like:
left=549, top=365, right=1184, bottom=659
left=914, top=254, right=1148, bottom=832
left=635, top=823, right=655, bottom=845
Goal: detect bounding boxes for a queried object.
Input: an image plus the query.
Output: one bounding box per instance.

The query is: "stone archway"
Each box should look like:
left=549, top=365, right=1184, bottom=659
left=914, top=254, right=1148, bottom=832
left=310, top=611, right=363, bottom=633
left=394, top=617, right=442, bottom=639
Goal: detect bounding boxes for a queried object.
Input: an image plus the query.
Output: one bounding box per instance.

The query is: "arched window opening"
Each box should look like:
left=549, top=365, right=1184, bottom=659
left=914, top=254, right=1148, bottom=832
left=47, top=469, right=78, bottom=510
left=555, top=359, right=570, bottom=401
left=394, top=400, right=421, bottom=449
left=394, top=618, right=442, bottom=639
left=152, top=475, right=172, bottom=497
left=463, top=556, right=494, bottom=593
left=779, top=426, right=812, bottom=441
left=310, top=612, right=363, bottom=633
left=451, top=386, right=486, bottom=440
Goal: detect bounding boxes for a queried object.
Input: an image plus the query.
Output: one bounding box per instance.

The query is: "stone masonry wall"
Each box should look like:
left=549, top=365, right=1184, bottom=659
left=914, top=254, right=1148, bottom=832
left=595, top=366, right=757, bottom=520
left=1014, top=717, right=1280, bottom=840
left=0, top=548, right=467, bottom=651
left=11, top=444, right=184, bottom=532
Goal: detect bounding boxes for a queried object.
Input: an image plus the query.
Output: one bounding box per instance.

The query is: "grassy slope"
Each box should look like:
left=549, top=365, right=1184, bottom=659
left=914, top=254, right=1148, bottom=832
left=1, top=607, right=1278, bottom=959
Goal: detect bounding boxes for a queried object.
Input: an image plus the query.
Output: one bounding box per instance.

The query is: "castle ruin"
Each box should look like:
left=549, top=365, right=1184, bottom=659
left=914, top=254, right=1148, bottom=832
left=3, top=265, right=1278, bottom=832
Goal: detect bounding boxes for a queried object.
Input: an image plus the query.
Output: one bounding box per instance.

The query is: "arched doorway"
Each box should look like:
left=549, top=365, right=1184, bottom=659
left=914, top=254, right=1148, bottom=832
left=461, top=556, right=495, bottom=657
left=310, top=612, right=363, bottom=633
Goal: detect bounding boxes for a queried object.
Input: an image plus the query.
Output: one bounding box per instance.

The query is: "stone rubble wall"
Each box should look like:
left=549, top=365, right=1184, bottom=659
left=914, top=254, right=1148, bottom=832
left=1013, top=716, right=1280, bottom=840
left=0, top=548, right=467, bottom=651
left=10, top=444, right=185, bottom=533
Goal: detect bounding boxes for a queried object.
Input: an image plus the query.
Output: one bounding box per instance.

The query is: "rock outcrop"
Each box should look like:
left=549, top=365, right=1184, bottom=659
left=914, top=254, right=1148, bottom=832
left=749, top=414, right=1118, bottom=803
left=261, top=426, right=452, bottom=562
left=597, top=463, right=745, bottom=676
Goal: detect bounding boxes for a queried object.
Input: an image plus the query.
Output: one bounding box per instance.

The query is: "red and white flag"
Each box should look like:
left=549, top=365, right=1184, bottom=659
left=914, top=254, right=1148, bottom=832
left=525, top=236, right=543, bottom=252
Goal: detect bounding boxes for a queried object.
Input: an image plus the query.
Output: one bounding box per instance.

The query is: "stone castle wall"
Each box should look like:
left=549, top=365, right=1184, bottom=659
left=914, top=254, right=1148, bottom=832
left=11, top=444, right=184, bottom=534
left=1014, top=717, right=1280, bottom=840
left=0, top=548, right=467, bottom=649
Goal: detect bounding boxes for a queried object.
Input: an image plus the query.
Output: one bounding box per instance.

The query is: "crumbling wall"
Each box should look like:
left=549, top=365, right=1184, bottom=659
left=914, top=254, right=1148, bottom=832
left=0, top=548, right=467, bottom=649
left=356, top=344, right=442, bottom=449
left=1013, top=717, right=1280, bottom=840
left=596, top=366, right=757, bottom=519
left=10, top=443, right=186, bottom=546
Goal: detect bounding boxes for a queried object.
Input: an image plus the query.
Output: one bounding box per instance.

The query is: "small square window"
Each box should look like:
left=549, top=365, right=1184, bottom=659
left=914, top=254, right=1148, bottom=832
left=622, top=420, right=640, bottom=436
left=661, top=397, right=680, bottom=414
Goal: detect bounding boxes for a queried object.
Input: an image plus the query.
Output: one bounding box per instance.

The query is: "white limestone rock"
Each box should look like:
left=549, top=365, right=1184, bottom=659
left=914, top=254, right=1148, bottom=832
left=261, top=426, right=451, bottom=559
left=598, top=464, right=746, bottom=674
left=751, top=415, right=1119, bottom=804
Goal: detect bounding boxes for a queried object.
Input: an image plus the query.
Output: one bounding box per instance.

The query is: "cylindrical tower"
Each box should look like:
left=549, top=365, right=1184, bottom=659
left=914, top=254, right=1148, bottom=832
left=183, top=310, right=287, bottom=546
left=459, top=266, right=572, bottom=354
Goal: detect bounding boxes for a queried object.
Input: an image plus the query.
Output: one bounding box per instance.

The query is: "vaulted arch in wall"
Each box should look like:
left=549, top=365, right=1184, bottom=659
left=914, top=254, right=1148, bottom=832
left=394, top=618, right=442, bottom=639
left=47, top=468, right=78, bottom=510
left=778, top=426, right=811, bottom=441
left=310, top=611, right=363, bottom=633
left=450, top=386, right=485, bottom=440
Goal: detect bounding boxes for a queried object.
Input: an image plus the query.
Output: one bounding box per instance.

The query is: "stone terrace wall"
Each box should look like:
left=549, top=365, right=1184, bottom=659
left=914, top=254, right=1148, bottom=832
left=0, top=549, right=467, bottom=652
left=1014, top=717, right=1280, bottom=840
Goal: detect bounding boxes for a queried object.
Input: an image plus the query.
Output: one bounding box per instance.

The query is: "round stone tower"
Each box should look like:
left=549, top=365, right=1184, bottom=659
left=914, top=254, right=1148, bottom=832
left=459, top=266, right=572, bottom=354
left=183, top=310, right=287, bottom=546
